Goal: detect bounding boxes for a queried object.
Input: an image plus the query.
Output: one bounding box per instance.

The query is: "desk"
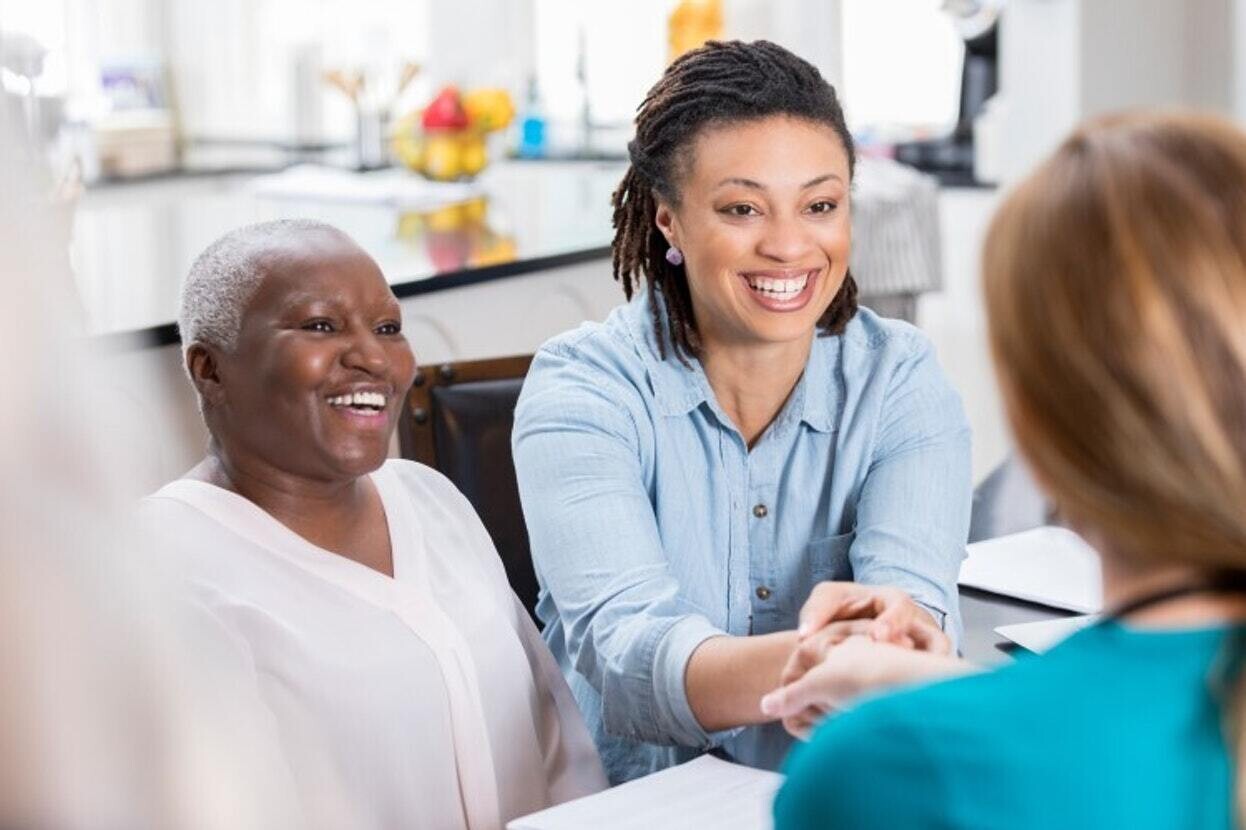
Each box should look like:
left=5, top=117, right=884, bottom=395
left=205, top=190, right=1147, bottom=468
left=959, top=586, right=1074, bottom=665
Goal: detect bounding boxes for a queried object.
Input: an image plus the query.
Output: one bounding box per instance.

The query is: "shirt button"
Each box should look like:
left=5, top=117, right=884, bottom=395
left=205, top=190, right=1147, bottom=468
left=752, top=503, right=768, bottom=518
left=755, top=585, right=772, bottom=600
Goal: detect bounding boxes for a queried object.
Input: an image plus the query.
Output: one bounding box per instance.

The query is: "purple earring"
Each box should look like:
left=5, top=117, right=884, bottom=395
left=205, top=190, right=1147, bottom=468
left=665, top=246, right=684, bottom=266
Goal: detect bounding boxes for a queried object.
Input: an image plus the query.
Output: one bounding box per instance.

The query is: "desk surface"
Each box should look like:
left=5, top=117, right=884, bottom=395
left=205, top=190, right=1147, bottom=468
left=959, top=586, right=1073, bottom=665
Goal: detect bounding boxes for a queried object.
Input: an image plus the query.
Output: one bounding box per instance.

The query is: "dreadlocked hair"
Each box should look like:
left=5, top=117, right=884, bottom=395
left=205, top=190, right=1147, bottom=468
left=611, top=39, right=858, bottom=363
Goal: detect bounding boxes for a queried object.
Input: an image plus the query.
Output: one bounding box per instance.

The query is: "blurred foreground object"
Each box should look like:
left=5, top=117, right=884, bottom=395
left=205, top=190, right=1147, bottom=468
left=0, top=30, right=47, bottom=142
left=0, top=82, right=299, bottom=830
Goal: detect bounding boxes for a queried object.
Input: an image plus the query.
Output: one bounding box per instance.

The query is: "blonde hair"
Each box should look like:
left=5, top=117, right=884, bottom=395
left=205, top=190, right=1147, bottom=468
left=983, top=111, right=1246, bottom=826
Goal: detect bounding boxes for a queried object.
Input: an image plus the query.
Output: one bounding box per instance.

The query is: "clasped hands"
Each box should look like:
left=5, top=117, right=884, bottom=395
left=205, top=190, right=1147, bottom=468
left=759, top=582, right=962, bottom=740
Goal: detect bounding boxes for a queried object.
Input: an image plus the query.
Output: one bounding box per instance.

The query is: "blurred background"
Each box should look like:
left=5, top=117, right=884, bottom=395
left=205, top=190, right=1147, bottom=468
left=1, top=5, right=1240, bottom=825
left=1, top=0, right=969, bottom=174
left=0, top=0, right=1240, bottom=495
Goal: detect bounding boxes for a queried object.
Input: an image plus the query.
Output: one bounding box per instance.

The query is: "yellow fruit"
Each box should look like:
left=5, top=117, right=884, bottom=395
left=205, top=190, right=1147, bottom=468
left=425, top=203, right=464, bottom=232
left=423, top=134, right=462, bottom=180
left=390, top=111, right=427, bottom=172
left=463, top=88, right=515, bottom=132
left=395, top=211, right=424, bottom=238
left=470, top=235, right=517, bottom=267
left=458, top=196, right=488, bottom=224
left=459, top=136, right=488, bottom=176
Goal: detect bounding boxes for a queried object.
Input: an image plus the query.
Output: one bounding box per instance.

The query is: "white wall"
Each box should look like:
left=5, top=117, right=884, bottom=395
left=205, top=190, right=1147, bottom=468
left=165, top=0, right=431, bottom=142
left=1183, top=0, right=1233, bottom=112
left=428, top=0, right=533, bottom=94
left=727, top=0, right=844, bottom=92
left=999, top=0, right=1236, bottom=183
left=532, top=0, right=847, bottom=129
left=1233, top=0, right=1246, bottom=119
left=997, top=0, right=1080, bottom=184
left=1080, top=0, right=1231, bottom=114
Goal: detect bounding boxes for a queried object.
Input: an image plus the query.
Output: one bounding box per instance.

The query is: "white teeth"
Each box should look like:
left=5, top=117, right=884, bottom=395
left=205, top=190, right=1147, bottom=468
left=327, top=391, right=387, bottom=409
left=745, top=273, right=809, bottom=297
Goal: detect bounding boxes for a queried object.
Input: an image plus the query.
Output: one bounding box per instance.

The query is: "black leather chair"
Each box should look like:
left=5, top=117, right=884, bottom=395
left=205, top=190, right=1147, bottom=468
left=397, top=355, right=539, bottom=619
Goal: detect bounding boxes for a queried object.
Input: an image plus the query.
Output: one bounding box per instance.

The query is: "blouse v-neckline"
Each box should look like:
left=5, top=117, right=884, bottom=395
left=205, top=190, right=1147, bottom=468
left=157, top=465, right=422, bottom=611
left=155, top=463, right=506, bottom=829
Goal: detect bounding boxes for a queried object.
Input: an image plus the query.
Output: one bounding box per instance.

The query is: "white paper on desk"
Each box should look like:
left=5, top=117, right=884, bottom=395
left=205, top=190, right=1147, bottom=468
left=507, top=755, right=782, bottom=830
left=959, top=526, right=1104, bottom=613
left=995, top=615, right=1098, bottom=653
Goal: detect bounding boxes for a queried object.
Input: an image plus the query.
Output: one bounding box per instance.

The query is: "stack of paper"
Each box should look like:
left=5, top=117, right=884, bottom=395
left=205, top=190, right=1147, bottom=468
left=995, top=615, right=1098, bottom=653
left=959, top=526, right=1104, bottom=613
left=507, top=755, right=783, bottom=830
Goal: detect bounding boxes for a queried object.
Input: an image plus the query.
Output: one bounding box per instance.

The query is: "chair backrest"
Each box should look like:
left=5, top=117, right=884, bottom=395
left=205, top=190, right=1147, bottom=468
left=968, top=455, right=1053, bottom=543
left=397, top=355, right=539, bottom=619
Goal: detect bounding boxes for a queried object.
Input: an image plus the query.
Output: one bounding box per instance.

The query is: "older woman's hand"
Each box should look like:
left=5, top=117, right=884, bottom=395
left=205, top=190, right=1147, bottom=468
left=760, top=636, right=972, bottom=739
left=797, top=581, right=951, bottom=655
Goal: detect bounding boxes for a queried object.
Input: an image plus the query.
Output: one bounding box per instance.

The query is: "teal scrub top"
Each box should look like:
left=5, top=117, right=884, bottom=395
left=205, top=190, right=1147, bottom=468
left=775, top=622, right=1239, bottom=829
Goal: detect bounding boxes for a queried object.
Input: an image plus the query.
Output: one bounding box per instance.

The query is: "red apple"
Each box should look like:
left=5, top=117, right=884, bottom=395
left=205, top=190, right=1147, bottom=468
left=422, top=86, right=469, bottom=131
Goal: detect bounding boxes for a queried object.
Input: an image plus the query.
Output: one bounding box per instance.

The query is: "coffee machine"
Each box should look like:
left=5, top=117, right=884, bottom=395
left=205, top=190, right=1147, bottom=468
left=895, top=3, right=999, bottom=184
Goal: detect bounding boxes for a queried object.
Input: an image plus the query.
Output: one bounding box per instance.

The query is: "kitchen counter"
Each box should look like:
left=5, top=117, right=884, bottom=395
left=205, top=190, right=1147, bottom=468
left=76, top=154, right=965, bottom=352
left=75, top=160, right=626, bottom=349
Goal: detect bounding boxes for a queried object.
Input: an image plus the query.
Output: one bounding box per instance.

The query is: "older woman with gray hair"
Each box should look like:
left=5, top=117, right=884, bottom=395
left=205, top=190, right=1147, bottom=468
left=139, top=219, right=605, bottom=830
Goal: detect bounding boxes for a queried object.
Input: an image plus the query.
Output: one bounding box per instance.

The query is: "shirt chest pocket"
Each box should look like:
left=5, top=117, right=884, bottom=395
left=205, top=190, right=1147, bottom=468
left=805, top=531, right=855, bottom=583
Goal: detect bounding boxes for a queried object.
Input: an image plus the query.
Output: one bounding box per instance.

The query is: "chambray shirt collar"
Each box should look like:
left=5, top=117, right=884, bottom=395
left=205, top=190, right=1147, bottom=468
left=623, top=290, right=840, bottom=432
left=623, top=291, right=714, bottom=417
left=797, top=336, right=837, bottom=434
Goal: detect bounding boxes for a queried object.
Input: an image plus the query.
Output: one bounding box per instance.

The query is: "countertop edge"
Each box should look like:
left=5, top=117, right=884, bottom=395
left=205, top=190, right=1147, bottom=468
left=91, top=244, right=614, bottom=352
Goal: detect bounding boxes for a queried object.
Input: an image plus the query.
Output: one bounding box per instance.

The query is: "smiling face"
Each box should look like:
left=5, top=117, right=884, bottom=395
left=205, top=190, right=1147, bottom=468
left=655, top=115, right=852, bottom=352
left=197, top=231, right=417, bottom=484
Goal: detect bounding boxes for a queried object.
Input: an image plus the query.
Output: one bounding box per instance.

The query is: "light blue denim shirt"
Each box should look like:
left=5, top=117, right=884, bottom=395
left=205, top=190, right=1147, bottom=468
left=512, top=291, right=971, bottom=783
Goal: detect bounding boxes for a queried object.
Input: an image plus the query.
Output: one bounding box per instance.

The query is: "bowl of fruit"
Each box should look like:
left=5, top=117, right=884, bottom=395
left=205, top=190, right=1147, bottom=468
left=392, top=86, right=515, bottom=181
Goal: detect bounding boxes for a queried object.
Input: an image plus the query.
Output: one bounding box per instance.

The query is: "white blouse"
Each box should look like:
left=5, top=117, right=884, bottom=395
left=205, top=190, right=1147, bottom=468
left=140, top=460, right=606, bottom=829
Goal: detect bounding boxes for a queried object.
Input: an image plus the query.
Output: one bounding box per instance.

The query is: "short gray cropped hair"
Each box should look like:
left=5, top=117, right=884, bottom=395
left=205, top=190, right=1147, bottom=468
left=178, top=218, right=344, bottom=354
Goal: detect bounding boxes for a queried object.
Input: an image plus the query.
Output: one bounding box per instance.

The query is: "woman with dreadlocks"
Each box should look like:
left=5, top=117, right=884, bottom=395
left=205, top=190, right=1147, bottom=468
left=512, top=40, right=971, bottom=783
